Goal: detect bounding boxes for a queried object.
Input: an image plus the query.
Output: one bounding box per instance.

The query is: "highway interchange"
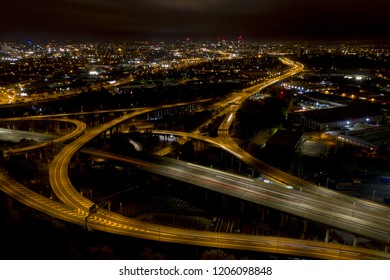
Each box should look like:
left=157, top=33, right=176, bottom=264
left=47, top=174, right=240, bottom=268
left=1, top=58, right=390, bottom=259
left=1, top=118, right=87, bottom=157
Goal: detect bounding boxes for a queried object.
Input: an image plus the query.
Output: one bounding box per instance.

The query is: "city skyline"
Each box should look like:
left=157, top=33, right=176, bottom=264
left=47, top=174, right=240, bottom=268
left=0, top=32, right=390, bottom=260
left=0, top=0, right=389, bottom=42
left=0, top=0, right=390, bottom=261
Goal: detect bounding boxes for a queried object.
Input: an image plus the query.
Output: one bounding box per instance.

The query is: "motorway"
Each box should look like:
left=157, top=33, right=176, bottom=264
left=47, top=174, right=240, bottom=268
left=0, top=128, right=57, bottom=143
left=1, top=58, right=390, bottom=259
left=47, top=58, right=390, bottom=258
left=48, top=60, right=304, bottom=214
left=81, top=148, right=390, bottom=245
left=150, top=129, right=390, bottom=233
left=49, top=100, right=215, bottom=214
left=2, top=168, right=389, bottom=259
left=1, top=118, right=87, bottom=156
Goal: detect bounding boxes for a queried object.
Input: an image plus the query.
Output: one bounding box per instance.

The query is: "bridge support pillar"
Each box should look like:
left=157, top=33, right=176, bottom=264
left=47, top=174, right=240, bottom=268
left=385, top=245, right=389, bottom=253
left=325, top=229, right=330, bottom=243
left=280, top=214, right=284, bottom=228
left=261, top=208, right=265, bottom=222
left=251, top=168, right=255, bottom=178
left=302, top=220, right=307, bottom=233
left=221, top=195, right=226, bottom=207
left=55, top=123, right=60, bottom=133
left=94, top=114, right=100, bottom=125
left=29, top=121, right=34, bottom=132
left=353, top=237, right=357, bottom=247
left=104, top=131, right=107, bottom=143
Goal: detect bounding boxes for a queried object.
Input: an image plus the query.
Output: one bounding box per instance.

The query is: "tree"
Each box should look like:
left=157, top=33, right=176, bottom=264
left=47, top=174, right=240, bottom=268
left=129, top=124, right=137, bottom=134
left=200, top=249, right=236, bottom=260
left=170, top=141, right=181, bottom=159
left=233, top=98, right=284, bottom=138
left=138, top=247, right=165, bottom=260
left=18, top=138, right=37, bottom=148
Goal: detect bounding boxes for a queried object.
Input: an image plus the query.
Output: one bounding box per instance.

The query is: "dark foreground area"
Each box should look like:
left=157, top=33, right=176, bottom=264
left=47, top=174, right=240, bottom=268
left=0, top=192, right=304, bottom=260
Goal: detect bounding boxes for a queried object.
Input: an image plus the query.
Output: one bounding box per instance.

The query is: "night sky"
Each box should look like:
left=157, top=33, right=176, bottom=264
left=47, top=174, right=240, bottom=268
left=1, top=0, right=389, bottom=42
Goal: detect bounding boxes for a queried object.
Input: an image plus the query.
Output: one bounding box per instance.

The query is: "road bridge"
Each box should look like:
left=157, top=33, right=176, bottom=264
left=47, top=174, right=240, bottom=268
left=4, top=58, right=389, bottom=259
left=1, top=118, right=87, bottom=158
left=2, top=168, right=389, bottom=259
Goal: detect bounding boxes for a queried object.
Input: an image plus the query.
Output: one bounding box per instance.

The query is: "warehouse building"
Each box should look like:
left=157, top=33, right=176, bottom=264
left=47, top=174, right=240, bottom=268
left=288, top=104, right=383, bottom=131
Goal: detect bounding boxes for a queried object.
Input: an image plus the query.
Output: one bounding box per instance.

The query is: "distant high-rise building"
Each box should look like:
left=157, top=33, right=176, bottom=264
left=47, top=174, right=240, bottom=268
left=297, top=47, right=304, bottom=58
left=237, top=35, right=244, bottom=48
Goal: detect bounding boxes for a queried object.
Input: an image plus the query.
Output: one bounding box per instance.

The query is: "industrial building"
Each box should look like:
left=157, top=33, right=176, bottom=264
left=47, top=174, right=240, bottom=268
left=337, top=125, right=390, bottom=151
left=288, top=104, right=383, bottom=131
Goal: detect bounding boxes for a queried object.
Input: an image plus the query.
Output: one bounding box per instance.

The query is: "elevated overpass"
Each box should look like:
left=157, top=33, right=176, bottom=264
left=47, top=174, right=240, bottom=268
left=80, top=147, right=390, bottom=245
left=1, top=118, right=87, bottom=157
left=2, top=58, right=390, bottom=259
left=1, top=168, right=388, bottom=259
left=47, top=59, right=390, bottom=257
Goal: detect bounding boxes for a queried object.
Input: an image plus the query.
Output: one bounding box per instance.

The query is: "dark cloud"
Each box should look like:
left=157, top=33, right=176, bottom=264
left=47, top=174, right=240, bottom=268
left=0, top=0, right=388, bottom=41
